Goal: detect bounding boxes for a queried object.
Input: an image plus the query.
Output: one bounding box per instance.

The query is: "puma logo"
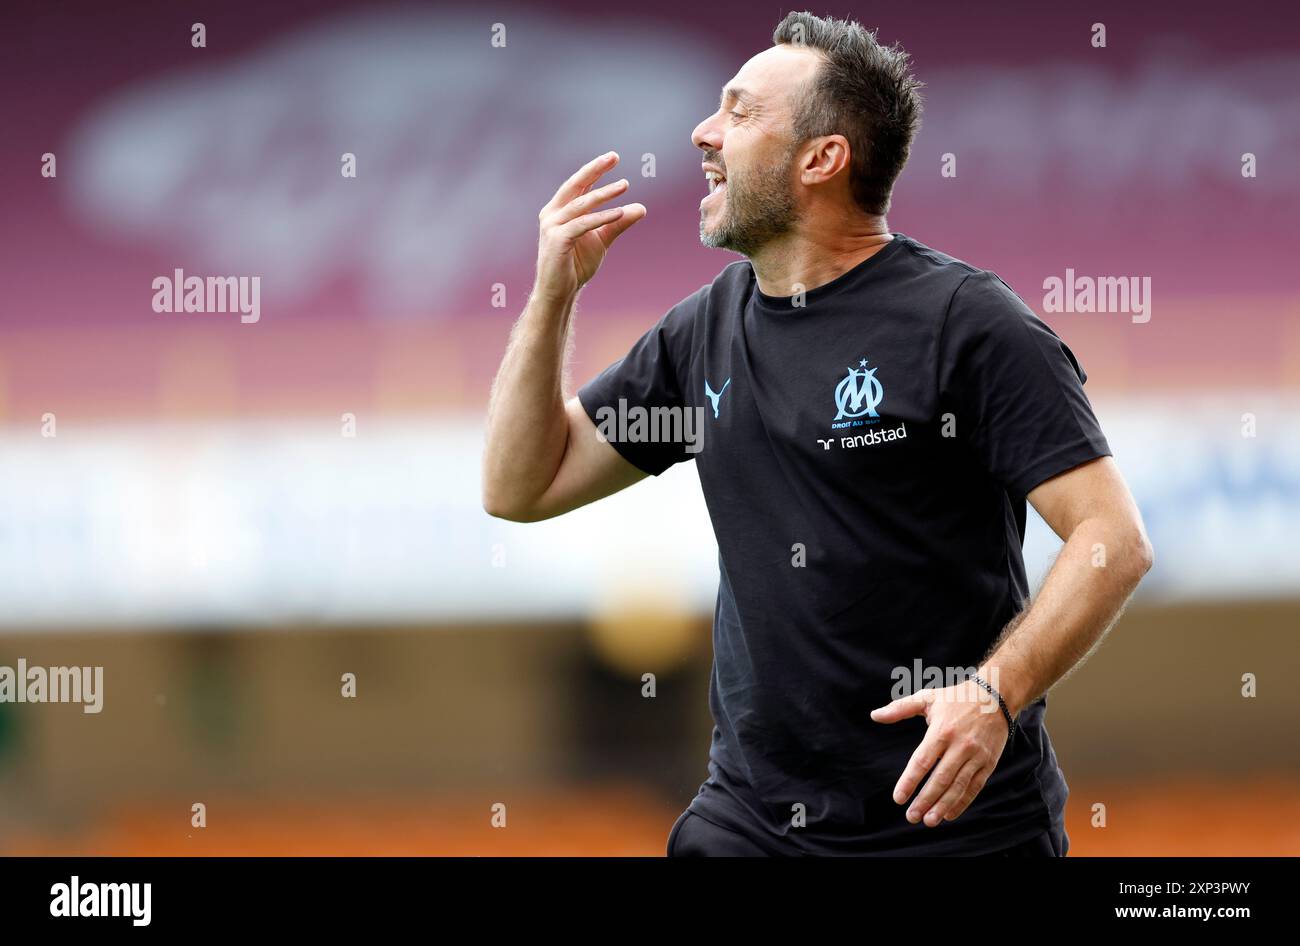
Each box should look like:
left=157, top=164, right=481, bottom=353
left=704, top=378, right=731, bottom=419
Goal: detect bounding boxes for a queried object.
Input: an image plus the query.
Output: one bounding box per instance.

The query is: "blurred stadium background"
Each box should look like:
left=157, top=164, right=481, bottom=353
left=1, top=0, right=1297, bottom=855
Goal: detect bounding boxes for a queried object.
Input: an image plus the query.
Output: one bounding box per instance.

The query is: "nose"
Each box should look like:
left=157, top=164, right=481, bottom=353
left=692, top=111, right=722, bottom=155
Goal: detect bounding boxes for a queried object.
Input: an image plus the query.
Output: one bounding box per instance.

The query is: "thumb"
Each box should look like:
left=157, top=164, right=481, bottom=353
left=870, top=691, right=931, bottom=724
left=597, top=203, right=646, bottom=247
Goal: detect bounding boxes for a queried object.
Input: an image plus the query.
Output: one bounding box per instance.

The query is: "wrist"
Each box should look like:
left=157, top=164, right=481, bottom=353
left=529, top=277, right=579, bottom=312
left=973, top=664, right=1027, bottom=721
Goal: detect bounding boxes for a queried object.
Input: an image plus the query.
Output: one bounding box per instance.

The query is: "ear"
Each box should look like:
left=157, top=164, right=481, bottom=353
left=799, top=134, right=851, bottom=186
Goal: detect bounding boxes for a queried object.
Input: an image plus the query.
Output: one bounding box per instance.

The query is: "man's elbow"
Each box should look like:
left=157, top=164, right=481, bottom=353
left=1138, top=533, right=1155, bottom=576
left=1126, top=523, right=1155, bottom=582
left=482, top=491, right=534, bottom=523
left=481, top=484, right=550, bottom=523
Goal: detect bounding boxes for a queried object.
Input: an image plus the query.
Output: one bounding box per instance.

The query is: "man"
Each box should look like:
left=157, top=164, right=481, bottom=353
left=482, top=11, right=1152, bottom=856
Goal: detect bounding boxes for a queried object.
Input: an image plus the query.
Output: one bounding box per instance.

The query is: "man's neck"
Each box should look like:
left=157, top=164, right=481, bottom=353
left=749, top=222, right=894, bottom=299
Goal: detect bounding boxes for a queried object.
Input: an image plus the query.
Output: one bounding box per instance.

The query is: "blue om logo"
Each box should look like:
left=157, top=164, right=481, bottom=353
left=834, top=359, right=883, bottom=420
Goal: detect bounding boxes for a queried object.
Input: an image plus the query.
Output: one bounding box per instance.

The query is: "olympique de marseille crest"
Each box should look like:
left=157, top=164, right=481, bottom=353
left=834, top=359, right=884, bottom=421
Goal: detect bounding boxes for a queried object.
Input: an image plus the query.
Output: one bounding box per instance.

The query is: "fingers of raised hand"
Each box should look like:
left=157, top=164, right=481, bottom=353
left=548, top=177, right=629, bottom=226
left=543, top=151, right=620, bottom=218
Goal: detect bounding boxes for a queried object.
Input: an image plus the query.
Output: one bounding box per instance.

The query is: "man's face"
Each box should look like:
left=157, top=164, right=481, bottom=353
left=692, top=44, right=821, bottom=256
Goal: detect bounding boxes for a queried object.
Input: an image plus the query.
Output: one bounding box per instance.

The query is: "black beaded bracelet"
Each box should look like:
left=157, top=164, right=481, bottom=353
left=969, top=673, right=1017, bottom=742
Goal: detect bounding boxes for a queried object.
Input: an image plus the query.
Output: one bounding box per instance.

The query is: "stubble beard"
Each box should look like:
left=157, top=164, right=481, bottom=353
left=699, top=148, right=798, bottom=257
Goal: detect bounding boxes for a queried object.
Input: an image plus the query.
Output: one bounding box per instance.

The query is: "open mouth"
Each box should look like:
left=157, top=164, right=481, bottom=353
left=702, top=170, right=727, bottom=207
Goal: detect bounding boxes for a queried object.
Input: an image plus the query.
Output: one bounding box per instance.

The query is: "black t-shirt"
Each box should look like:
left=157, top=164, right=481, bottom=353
left=578, top=233, right=1112, bottom=855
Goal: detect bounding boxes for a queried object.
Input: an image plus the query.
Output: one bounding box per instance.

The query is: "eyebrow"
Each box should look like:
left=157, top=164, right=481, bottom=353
left=721, top=85, right=756, bottom=108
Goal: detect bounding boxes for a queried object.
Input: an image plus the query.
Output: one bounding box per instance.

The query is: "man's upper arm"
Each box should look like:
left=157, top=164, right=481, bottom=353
left=939, top=271, right=1113, bottom=497
left=519, top=282, right=704, bottom=521
left=526, top=396, right=648, bottom=521
left=1027, top=456, right=1151, bottom=561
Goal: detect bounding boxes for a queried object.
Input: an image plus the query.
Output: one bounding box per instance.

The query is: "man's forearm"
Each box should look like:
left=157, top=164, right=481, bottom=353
left=482, top=290, right=577, bottom=517
left=977, top=515, right=1153, bottom=717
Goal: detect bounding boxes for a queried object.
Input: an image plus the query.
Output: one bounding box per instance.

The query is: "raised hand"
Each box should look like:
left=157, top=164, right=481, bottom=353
left=533, top=151, right=647, bottom=305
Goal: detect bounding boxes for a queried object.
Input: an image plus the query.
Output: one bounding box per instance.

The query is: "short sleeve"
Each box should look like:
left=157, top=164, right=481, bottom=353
left=576, top=286, right=705, bottom=476
left=938, top=271, right=1112, bottom=498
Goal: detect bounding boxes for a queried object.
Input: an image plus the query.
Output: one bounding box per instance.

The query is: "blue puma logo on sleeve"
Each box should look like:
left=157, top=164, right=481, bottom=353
left=704, top=378, right=731, bottom=418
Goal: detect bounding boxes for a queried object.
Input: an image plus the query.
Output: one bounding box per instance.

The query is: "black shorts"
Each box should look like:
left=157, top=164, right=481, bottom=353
left=665, top=809, right=1070, bottom=857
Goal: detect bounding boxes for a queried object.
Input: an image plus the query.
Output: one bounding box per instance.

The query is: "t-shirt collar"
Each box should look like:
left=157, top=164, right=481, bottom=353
left=750, top=232, right=906, bottom=313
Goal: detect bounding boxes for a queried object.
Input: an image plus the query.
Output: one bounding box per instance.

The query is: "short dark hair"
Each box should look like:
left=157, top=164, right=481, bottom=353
left=772, top=11, right=923, bottom=216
